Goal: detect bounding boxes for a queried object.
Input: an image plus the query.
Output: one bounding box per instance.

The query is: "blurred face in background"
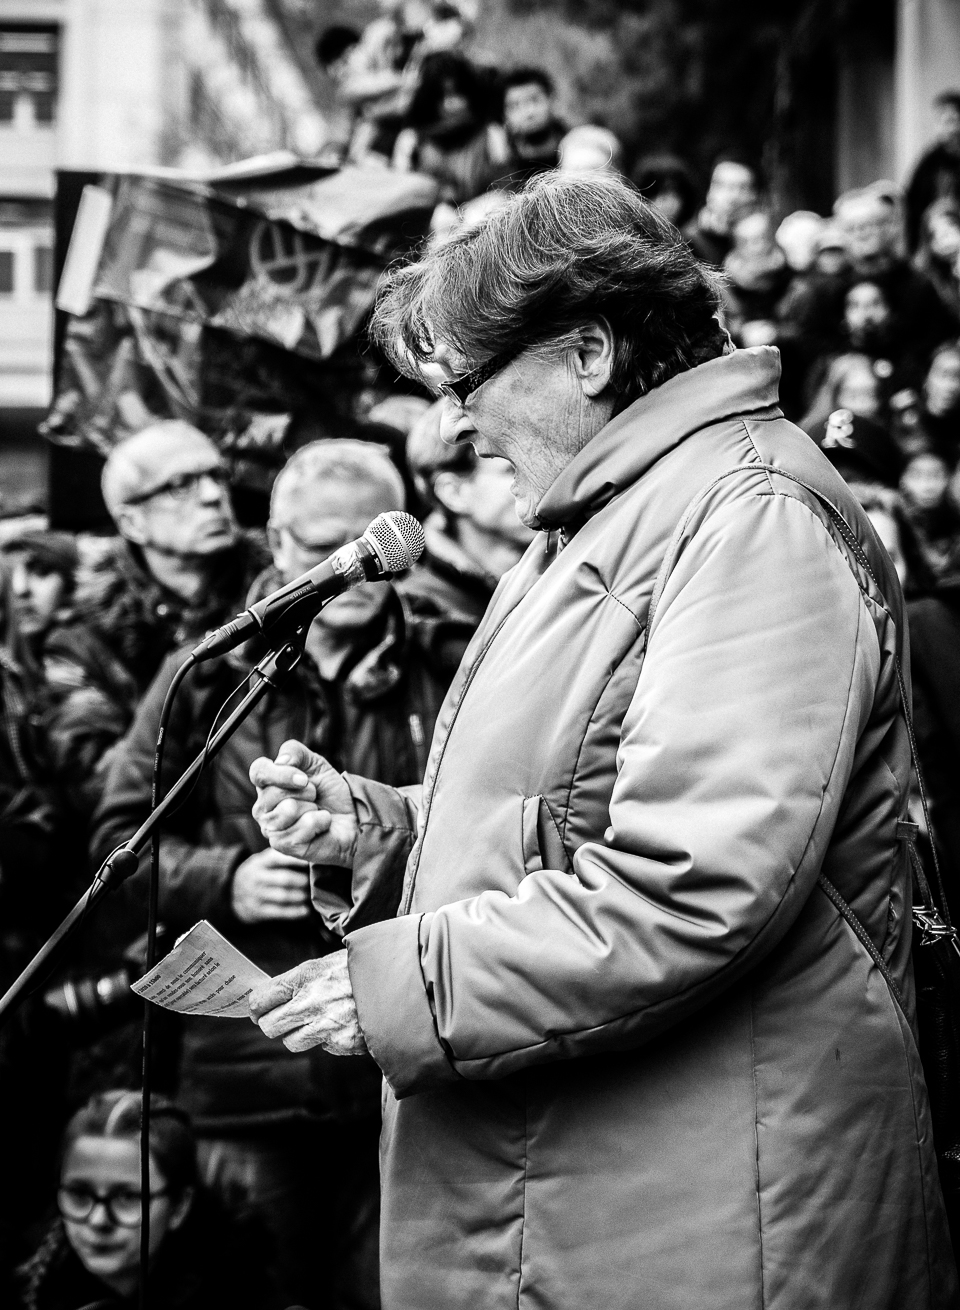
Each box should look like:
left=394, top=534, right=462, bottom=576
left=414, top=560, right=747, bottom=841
left=864, top=505, right=908, bottom=586
left=269, top=478, right=395, bottom=634
left=837, top=195, right=897, bottom=265
left=649, top=186, right=685, bottom=226
left=504, top=82, right=552, bottom=138
left=890, top=388, right=926, bottom=456
left=901, top=452, right=950, bottom=511
left=835, top=358, right=882, bottom=420
left=59, top=1136, right=189, bottom=1294
left=705, top=161, right=758, bottom=229
left=438, top=79, right=472, bottom=128
left=9, top=555, right=68, bottom=638
left=844, top=282, right=890, bottom=337
left=814, top=240, right=848, bottom=278
left=730, top=211, right=776, bottom=262
left=925, top=348, right=960, bottom=416
left=434, top=456, right=535, bottom=563
left=928, top=209, right=960, bottom=260
left=776, top=211, right=823, bottom=273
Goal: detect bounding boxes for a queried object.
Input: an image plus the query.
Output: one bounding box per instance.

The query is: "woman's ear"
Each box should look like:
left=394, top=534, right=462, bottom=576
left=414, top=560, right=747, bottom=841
left=574, top=319, right=616, bottom=398
left=168, top=1186, right=194, bottom=1232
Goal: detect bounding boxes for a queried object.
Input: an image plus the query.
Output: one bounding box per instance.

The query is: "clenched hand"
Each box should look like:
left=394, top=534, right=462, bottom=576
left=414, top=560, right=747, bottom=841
left=248, top=952, right=367, bottom=1056
left=249, top=739, right=359, bottom=868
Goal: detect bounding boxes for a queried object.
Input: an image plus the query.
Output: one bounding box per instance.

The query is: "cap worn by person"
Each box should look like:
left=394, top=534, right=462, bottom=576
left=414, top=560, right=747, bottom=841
left=1, top=529, right=79, bottom=579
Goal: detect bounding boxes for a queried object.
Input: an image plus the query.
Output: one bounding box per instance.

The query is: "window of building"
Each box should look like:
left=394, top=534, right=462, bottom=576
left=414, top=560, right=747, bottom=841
left=0, top=26, right=58, bottom=126
left=33, top=244, right=51, bottom=293
left=0, top=251, right=15, bottom=295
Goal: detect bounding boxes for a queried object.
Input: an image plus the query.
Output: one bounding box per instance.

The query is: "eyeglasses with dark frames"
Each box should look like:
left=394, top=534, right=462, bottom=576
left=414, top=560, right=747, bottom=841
left=124, top=467, right=230, bottom=507
left=436, top=347, right=521, bottom=407
left=57, top=1183, right=170, bottom=1228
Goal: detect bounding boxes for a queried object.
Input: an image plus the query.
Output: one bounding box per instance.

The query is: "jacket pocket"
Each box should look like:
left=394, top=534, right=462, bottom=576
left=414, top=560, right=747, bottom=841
left=521, top=794, right=572, bottom=876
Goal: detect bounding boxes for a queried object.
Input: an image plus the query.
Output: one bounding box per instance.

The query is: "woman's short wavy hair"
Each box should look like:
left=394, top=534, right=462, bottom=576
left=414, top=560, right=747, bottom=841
left=371, top=172, right=727, bottom=402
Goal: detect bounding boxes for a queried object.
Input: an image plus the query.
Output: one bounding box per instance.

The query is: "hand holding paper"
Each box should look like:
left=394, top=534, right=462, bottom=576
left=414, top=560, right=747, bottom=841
left=249, top=952, right=368, bottom=1056
left=131, top=921, right=269, bottom=1019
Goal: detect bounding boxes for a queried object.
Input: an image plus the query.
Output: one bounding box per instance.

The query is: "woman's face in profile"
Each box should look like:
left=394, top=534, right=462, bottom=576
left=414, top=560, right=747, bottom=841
left=60, top=1135, right=188, bottom=1294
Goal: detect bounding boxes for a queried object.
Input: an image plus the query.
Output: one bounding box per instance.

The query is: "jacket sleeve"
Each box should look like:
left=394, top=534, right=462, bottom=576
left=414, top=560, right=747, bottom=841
left=346, top=490, right=883, bottom=1097
left=90, top=654, right=248, bottom=933
left=311, top=776, right=421, bottom=936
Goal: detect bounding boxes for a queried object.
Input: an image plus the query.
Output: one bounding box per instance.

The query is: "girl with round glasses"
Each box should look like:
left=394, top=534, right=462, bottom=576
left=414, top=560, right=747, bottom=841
left=17, top=1089, right=266, bottom=1309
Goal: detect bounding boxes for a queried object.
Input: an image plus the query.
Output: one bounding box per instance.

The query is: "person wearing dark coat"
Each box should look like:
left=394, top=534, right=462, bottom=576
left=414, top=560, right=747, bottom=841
left=905, top=90, right=960, bottom=253
left=787, top=189, right=956, bottom=388
left=630, top=154, right=698, bottom=231
left=90, top=441, right=467, bottom=1310
left=42, top=421, right=266, bottom=820
left=907, top=574, right=960, bottom=924
left=683, top=154, right=760, bottom=266
left=499, top=67, right=567, bottom=186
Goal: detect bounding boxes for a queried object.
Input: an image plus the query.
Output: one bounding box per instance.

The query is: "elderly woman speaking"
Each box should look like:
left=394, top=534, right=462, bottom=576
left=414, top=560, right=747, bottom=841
left=248, top=175, right=955, bottom=1308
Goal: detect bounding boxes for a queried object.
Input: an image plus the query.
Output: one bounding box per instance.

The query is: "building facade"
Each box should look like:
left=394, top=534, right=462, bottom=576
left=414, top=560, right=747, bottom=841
left=0, top=0, right=327, bottom=494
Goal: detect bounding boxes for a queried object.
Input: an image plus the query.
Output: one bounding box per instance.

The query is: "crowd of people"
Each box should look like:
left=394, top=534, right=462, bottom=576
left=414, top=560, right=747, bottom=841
left=0, top=4, right=960, bottom=1302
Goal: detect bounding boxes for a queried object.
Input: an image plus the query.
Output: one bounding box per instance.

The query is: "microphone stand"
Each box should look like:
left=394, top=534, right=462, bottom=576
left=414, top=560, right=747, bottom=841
left=0, top=636, right=306, bottom=1026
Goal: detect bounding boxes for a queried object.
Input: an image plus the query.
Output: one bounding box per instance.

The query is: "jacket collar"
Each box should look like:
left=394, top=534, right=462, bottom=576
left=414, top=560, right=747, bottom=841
left=535, top=347, right=783, bottom=530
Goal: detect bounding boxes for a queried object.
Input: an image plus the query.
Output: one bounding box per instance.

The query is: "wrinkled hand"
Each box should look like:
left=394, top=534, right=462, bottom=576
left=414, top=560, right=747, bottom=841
left=232, top=849, right=310, bottom=924
left=249, top=740, right=359, bottom=868
left=248, top=952, right=367, bottom=1056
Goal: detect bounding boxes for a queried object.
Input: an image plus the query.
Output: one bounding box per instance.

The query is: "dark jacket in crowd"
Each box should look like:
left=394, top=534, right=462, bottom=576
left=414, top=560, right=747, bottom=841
left=16, top=1194, right=268, bottom=1310
left=399, top=516, right=501, bottom=629
left=683, top=211, right=732, bottom=267
left=908, top=579, right=960, bottom=922
left=90, top=582, right=468, bottom=1132
left=782, top=257, right=956, bottom=384
left=43, top=533, right=267, bottom=819
left=503, top=117, right=567, bottom=187
left=906, top=142, right=960, bottom=252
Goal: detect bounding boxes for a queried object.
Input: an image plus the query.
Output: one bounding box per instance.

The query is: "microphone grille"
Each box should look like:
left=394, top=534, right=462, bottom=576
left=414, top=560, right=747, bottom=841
left=365, top=511, right=426, bottom=575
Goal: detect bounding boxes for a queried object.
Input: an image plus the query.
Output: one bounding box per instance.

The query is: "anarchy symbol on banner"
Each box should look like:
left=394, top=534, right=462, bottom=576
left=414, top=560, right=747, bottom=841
left=249, top=220, right=334, bottom=294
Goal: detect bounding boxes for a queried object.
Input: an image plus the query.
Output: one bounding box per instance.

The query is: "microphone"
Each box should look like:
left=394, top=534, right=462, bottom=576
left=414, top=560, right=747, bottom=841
left=191, top=511, right=425, bottom=663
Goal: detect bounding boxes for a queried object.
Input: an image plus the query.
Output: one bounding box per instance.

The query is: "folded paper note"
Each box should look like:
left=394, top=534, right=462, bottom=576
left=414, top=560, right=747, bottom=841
left=131, top=920, right=269, bottom=1018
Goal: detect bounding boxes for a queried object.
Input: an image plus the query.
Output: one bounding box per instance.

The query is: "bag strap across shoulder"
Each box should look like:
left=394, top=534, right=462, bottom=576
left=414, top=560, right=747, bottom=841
left=646, top=458, right=959, bottom=1006
left=750, top=465, right=960, bottom=978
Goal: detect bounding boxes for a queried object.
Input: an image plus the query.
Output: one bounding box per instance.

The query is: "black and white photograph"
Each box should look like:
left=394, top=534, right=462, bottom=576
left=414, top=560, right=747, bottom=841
left=0, top=1, right=959, bottom=1307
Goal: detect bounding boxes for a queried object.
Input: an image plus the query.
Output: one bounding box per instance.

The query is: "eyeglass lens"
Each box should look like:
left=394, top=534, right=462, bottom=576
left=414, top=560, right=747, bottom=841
left=136, top=468, right=228, bottom=504
left=58, top=1184, right=162, bottom=1226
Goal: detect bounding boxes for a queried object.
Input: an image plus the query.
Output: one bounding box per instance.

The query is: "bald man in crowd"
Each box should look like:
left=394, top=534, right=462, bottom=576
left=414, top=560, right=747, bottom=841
left=43, top=420, right=266, bottom=817
left=91, top=440, right=468, bottom=1310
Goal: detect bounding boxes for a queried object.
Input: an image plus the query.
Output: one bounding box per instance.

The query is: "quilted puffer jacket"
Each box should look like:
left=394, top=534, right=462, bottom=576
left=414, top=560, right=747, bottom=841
left=316, top=348, right=956, bottom=1308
